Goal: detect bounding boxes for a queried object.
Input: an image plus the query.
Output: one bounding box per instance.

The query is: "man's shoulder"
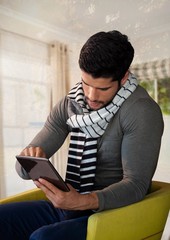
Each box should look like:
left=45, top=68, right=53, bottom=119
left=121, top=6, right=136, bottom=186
left=49, top=96, right=69, bottom=120
left=122, top=85, right=159, bottom=111
left=119, top=85, right=163, bottom=125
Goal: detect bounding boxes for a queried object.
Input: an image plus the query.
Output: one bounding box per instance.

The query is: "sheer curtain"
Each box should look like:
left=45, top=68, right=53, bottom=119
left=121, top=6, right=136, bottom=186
left=50, top=41, right=69, bottom=179
left=0, top=33, right=5, bottom=197
left=0, top=30, right=52, bottom=197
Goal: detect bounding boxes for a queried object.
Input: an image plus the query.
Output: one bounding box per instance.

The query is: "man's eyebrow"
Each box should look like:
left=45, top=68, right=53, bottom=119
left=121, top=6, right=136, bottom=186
left=81, top=78, right=112, bottom=90
left=81, top=79, right=89, bottom=86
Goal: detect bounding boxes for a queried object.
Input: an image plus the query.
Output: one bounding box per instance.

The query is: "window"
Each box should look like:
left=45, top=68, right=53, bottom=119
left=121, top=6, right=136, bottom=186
left=140, top=78, right=170, bottom=115
left=0, top=31, right=52, bottom=197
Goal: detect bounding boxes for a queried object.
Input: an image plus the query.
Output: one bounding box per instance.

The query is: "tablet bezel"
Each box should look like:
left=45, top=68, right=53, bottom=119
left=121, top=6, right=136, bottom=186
left=16, top=155, right=70, bottom=192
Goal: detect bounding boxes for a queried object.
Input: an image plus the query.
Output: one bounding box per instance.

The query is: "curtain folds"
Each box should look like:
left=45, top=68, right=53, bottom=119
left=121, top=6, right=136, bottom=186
left=131, top=58, right=170, bottom=81
left=0, top=33, right=6, bottom=198
left=50, top=41, right=69, bottom=179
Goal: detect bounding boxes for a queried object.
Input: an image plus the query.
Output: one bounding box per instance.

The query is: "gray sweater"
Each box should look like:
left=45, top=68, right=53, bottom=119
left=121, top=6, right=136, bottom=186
left=16, top=85, right=164, bottom=212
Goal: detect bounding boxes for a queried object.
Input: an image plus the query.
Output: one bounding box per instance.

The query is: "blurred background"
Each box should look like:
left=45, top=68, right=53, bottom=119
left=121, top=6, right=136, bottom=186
left=0, top=0, right=170, bottom=198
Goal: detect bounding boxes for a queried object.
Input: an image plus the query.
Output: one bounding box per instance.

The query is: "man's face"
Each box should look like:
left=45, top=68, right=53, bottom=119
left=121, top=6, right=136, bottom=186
left=81, top=71, right=119, bottom=110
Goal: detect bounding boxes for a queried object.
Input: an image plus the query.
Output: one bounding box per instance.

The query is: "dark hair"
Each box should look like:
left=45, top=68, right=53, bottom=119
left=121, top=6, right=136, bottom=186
left=79, top=30, right=134, bottom=81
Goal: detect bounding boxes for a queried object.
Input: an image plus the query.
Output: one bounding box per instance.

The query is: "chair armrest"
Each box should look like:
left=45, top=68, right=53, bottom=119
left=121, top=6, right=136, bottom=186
left=0, top=188, right=47, bottom=204
left=87, top=181, right=170, bottom=240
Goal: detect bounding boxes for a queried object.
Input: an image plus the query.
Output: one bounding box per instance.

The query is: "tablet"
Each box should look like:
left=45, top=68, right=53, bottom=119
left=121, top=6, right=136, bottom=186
left=16, top=155, right=70, bottom=192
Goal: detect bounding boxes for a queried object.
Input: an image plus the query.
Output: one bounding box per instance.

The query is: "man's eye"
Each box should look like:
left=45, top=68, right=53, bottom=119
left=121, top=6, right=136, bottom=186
left=100, top=88, right=110, bottom=91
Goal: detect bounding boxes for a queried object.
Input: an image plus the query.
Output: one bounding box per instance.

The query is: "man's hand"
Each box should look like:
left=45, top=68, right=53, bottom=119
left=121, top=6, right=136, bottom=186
left=34, top=178, right=99, bottom=211
left=20, top=146, right=46, bottom=158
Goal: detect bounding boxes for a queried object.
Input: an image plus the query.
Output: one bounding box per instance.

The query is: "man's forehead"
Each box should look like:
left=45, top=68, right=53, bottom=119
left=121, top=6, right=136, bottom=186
left=81, top=72, right=116, bottom=89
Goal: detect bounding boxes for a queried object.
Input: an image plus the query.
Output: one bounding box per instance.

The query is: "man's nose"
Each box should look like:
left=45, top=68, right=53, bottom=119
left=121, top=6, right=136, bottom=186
left=88, top=87, right=98, bottom=101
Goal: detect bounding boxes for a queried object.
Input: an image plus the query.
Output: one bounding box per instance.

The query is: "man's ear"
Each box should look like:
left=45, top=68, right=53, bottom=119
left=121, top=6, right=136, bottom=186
left=120, top=71, right=129, bottom=86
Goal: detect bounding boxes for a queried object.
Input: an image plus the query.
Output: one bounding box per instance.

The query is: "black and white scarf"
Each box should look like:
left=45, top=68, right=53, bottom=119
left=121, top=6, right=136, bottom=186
left=66, top=73, right=138, bottom=193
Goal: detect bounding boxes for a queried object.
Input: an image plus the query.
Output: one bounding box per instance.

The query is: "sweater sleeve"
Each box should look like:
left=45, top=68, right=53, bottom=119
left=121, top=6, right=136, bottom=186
left=95, top=97, right=164, bottom=211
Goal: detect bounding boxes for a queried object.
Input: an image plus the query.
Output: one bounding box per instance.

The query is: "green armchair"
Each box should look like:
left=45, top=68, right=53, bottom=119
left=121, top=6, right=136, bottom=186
left=1, top=181, right=170, bottom=240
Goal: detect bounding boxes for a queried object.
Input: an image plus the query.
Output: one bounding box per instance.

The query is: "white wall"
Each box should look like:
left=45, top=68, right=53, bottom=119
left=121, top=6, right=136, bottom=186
left=153, top=116, right=170, bottom=182
left=133, top=28, right=170, bottom=63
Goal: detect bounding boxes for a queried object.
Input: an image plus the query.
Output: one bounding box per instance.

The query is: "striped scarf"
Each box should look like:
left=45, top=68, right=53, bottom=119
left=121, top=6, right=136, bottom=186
left=66, top=73, right=138, bottom=193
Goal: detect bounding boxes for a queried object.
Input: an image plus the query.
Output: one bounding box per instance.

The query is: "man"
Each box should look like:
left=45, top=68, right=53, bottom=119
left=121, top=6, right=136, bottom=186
left=0, top=30, right=164, bottom=240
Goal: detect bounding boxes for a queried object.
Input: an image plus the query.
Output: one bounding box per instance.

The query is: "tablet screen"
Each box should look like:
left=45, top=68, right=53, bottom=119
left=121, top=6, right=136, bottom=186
left=16, top=155, right=70, bottom=192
